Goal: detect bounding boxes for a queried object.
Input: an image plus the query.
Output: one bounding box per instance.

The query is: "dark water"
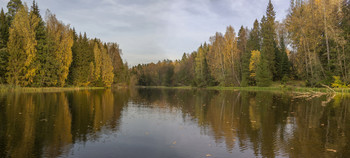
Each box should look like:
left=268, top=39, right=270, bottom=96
left=0, top=88, right=349, bottom=158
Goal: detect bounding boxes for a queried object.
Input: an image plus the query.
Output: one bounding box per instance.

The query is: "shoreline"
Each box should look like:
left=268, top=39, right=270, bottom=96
left=2, top=85, right=350, bottom=94
left=136, top=86, right=350, bottom=94
left=0, top=85, right=106, bottom=93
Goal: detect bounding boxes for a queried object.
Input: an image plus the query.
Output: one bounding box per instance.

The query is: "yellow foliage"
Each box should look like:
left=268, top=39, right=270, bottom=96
left=94, top=43, right=102, bottom=81
left=46, top=11, right=74, bottom=87
left=249, top=50, right=261, bottom=77
left=92, top=42, right=114, bottom=87
left=7, top=5, right=39, bottom=86
left=101, top=46, right=114, bottom=87
left=331, top=76, right=348, bottom=88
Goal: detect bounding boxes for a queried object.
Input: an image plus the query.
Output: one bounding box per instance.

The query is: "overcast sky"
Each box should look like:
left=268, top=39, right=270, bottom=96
left=0, top=0, right=290, bottom=66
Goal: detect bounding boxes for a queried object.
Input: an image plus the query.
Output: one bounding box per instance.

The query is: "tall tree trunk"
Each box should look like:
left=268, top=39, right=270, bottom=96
left=323, top=1, right=331, bottom=71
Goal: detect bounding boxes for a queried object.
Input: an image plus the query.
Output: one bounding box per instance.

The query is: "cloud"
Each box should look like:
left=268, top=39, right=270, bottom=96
left=0, top=0, right=290, bottom=65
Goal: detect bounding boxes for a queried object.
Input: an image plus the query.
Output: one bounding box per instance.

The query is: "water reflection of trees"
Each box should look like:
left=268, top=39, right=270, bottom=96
left=0, top=89, right=349, bottom=157
left=0, top=89, right=129, bottom=158
left=132, top=89, right=350, bottom=157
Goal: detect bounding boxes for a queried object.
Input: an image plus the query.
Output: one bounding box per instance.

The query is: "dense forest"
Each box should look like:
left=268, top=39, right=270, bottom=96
left=1, top=0, right=350, bottom=88
left=131, top=0, right=350, bottom=88
left=0, top=0, right=128, bottom=87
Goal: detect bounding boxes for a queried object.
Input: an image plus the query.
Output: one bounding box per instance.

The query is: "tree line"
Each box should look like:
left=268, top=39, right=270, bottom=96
left=0, top=0, right=128, bottom=87
left=131, top=0, right=350, bottom=88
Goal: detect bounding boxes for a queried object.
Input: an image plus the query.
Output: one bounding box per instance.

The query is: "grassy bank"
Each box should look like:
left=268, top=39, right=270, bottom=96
left=0, top=85, right=106, bottom=93
left=137, top=85, right=350, bottom=93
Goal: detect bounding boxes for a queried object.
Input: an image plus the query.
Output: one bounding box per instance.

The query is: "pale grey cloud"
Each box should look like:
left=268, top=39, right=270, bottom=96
left=0, top=0, right=290, bottom=65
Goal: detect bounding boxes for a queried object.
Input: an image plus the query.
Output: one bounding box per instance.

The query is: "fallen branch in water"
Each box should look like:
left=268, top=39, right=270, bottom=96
left=321, top=84, right=336, bottom=93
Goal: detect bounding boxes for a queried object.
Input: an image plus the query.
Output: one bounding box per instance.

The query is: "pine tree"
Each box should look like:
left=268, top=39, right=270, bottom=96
left=7, top=5, right=39, bottom=86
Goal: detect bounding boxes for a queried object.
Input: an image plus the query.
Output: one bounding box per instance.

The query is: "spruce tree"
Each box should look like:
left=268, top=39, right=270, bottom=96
left=248, top=20, right=261, bottom=52
left=69, top=32, right=93, bottom=86
left=7, top=0, right=23, bottom=22
left=31, top=0, right=49, bottom=86
left=0, top=9, right=9, bottom=48
left=194, top=43, right=212, bottom=87
left=274, top=43, right=282, bottom=80
left=256, top=0, right=277, bottom=86
left=279, top=32, right=290, bottom=77
left=242, top=19, right=261, bottom=86
left=238, top=26, right=249, bottom=86
left=256, top=58, right=272, bottom=87
left=0, top=9, right=9, bottom=83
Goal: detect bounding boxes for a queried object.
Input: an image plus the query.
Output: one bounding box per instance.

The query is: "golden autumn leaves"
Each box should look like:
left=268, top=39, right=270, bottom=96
left=7, top=5, right=38, bottom=86
left=5, top=4, right=115, bottom=87
left=6, top=5, right=74, bottom=87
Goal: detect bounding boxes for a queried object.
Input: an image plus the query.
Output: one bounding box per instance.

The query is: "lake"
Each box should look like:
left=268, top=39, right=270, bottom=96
left=0, top=88, right=349, bottom=158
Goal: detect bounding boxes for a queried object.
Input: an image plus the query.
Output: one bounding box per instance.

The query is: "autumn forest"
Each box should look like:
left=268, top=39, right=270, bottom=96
left=0, top=0, right=350, bottom=88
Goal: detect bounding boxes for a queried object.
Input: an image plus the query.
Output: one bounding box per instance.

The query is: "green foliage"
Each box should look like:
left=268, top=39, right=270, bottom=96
left=0, top=48, right=8, bottom=83
left=174, top=53, right=195, bottom=86
left=238, top=26, right=249, bottom=87
left=256, top=58, right=272, bottom=87
left=0, top=9, right=9, bottom=48
left=69, top=32, right=94, bottom=86
left=107, top=42, right=126, bottom=84
left=261, top=1, right=277, bottom=80
left=6, top=0, right=23, bottom=22
left=31, top=1, right=49, bottom=87
left=194, top=44, right=212, bottom=87
left=242, top=20, right=261, bottom=87
left=281, top=75, right=289, bottom=85
left=0, top=9, right=9, bottom=83
left=3, top=0, right=350, bottom=89
left=279, top=33, right=290, bottom=77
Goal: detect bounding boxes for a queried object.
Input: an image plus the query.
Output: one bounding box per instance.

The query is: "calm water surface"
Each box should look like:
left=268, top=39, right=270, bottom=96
left=0, top=88, right=349, bottom=158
